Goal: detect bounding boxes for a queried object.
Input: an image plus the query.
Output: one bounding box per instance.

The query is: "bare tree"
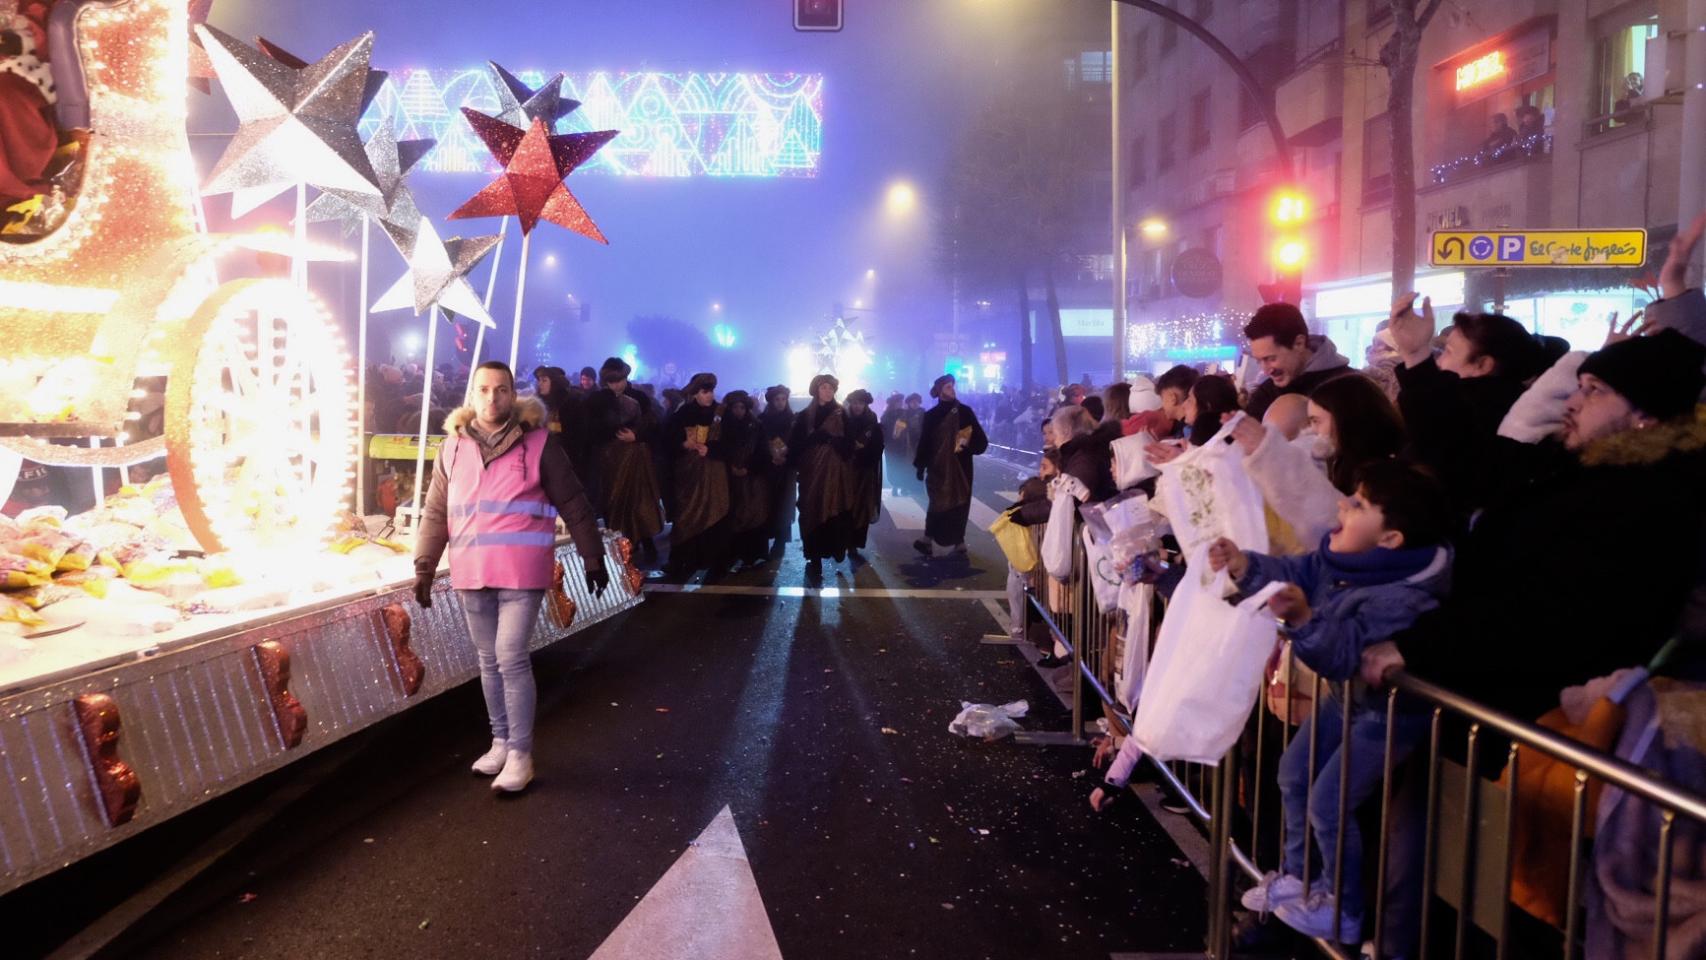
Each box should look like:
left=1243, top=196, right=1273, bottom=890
left=1381, top=0, right=1446, bottom=296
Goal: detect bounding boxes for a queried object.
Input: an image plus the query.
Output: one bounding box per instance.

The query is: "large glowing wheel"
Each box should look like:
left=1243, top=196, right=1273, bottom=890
left=165, top=279, right=355, bottom=554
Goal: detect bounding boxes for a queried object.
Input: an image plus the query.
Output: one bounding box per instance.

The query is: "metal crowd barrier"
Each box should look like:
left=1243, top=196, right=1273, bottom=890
left=1014, top=505, right=1706, bottom=960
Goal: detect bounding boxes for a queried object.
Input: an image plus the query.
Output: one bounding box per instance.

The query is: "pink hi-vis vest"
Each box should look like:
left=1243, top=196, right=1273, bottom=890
left=445, top=427, right=556, bottom=590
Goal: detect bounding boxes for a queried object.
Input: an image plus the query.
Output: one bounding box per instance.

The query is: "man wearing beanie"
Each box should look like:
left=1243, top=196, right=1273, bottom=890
left=585, top=356, right=664, bottom=565
left=1362, top=329, right=1706, bottom=727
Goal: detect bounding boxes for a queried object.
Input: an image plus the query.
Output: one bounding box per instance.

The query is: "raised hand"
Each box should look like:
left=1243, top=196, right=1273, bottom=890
left=1602, top=309, right=1650, bottom=348
left=1660, top=211, right=1706, bottom=299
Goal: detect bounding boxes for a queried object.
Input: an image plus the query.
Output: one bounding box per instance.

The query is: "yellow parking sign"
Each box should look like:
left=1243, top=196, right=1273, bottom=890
left=1429, top=229, right=1646, bottom=267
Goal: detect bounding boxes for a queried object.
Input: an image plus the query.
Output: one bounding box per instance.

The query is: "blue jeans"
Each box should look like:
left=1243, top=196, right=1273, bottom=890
left=1277, top=697, right=1429, bottom=919
left=459, top=588, right=545, bottom=754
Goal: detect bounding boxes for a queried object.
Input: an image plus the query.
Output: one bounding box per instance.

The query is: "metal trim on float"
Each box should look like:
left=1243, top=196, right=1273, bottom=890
left=0, top=536, right=641, bottom=895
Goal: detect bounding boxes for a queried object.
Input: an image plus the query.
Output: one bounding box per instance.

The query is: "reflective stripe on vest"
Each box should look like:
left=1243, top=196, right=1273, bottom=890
left=445, top=427, right=557, bottom=590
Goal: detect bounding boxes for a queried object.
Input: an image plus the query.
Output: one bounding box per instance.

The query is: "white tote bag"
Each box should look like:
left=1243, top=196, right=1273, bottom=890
left=1110, top=430, right=1159, bottom=490
left=1129, top=545, right=1286, bottom=764
left=1081, top=525, right=1123, bottom=614
left=1114, top=581, right=1153, bottom=711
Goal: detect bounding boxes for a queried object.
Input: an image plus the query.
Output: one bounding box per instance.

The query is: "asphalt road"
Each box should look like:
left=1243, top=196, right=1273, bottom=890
left=3, top=451, right=1207, bottom=960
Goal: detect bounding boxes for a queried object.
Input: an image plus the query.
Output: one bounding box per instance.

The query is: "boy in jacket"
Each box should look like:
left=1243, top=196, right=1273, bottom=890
left=1206, top=459, right=1452, bottom=944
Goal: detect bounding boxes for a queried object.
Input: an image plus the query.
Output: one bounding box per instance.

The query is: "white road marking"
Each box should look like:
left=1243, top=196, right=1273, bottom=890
left=881, top=490, right=927, bottom=530
left=968, top=497, right=1003, bottom=530
left=993, top=490, right=1020, bottom=502
left=644, top=583, right=1006, bottom=600
left=587, top=806, right=784, bottom=960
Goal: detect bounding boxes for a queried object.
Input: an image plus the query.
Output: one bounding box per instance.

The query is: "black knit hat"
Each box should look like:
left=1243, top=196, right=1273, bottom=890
left=930, top=374, right=956, bottom=398
left=599, top=356, right=631, bottom=383
left=1578, top=330, right=1706, bottom=421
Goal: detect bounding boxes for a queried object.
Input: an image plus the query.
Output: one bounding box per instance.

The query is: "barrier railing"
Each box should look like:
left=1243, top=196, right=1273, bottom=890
left=1015, top=505, right=1706, bottom=960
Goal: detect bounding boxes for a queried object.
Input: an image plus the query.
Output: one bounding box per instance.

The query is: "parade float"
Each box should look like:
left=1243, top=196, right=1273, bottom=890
left=0, top=0, right=639, bottom=894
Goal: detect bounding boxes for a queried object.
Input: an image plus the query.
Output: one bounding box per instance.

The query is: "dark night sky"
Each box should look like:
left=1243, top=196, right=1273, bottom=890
left=190, top=0, right=1039, bottom=390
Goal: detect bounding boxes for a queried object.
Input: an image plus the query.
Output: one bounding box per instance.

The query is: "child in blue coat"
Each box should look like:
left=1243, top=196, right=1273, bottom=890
left=1208, top=459, right=1452, bottom=944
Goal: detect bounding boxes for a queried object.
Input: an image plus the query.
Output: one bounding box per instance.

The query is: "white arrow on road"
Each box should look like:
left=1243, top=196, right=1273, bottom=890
left=586, top=806, right=784, bottom=960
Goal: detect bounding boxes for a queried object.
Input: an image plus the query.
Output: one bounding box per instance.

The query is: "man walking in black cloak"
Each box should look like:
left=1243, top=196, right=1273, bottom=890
left=912, top=374, right=988, bottom=558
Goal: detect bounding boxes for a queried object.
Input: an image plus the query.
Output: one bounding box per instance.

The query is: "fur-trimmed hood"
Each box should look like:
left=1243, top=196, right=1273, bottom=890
left=443, top=395, right=548, bottom=438
left=1580, top=405, right=1706, bottom=468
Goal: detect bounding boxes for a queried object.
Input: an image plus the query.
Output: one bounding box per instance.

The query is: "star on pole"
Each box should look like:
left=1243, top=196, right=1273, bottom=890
left=187, top=0, right=218, bottom=93
left=488, top=61, right=579, bottom=128
left=304, top=121, right=434, bottom=242
left=371, top=218, right=501, bottom=328
left=449, top=110, right=618, bottom=240
left=195, top=25, right=383, bottom=216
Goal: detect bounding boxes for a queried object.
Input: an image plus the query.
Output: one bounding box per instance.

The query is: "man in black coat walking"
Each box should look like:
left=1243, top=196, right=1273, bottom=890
left=912, top=375, right=989, bottom=558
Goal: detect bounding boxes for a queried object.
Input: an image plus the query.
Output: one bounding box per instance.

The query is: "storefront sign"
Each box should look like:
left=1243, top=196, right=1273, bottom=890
left=1429, top=229, right=1646, bottom=267
left=1449, top=25, right=1550, bottom=105
left=1057, top=308, right=1114, bottom=338
left=369, top=434, right=445, bottom=461
left=1169, top=248, right=1224, bottom=298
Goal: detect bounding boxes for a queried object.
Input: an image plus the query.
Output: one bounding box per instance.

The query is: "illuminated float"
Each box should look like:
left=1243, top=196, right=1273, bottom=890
left=0, top=0, right=640, bottom=894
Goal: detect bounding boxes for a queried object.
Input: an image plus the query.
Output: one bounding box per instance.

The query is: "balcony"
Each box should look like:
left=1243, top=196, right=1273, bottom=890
left=1274, top=53, right=1343, bottom=148
left=1427, top=132, right=1552, bottom=188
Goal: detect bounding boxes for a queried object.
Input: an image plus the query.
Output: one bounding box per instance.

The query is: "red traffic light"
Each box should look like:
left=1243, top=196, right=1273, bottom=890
left=1269, top=190, right=1308, bottom=226
left=795, top=0, right=843, bottom=31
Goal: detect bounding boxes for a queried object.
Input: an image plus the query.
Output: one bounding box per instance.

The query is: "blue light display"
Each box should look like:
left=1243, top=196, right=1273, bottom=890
left=362, top=69, right=824, bottom=178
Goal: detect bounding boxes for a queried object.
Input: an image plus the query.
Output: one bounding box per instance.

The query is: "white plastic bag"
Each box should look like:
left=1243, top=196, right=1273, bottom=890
left=1115, top=581, right=1153, bottom=711
left=1154, top=414, right=1270, bottom=559
left=1110, top=430, right=1159, bottom=490
left=1130, top=544, right=1285, bottom=764
left=948, top=700, right=1029, bottom=741
left=1082, top=525, right=1122, bottom=614
left=1041, top=478, right=1084, bottom=580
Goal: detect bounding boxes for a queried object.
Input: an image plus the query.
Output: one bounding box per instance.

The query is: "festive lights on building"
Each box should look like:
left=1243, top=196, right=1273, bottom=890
left=1126, top=310, right=1246, bottom=364
left=359, top=69, right=824, bottom=177
left=1429, top=132, right=1552, bottom=185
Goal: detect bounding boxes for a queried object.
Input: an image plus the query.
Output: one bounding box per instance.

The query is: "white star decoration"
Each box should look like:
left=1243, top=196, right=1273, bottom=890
left=371, top=218, right=501, bottom=328
left=489, top=61, right=579, bottom=129
left=303, top=121, right=435, bottom=243
left=195, top=25, right=382, bottom=216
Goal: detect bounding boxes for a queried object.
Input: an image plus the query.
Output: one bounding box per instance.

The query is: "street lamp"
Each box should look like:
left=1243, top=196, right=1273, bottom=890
left=885, top=180, right=918, bottom=218
left=1138, top=217, right=1169, bottom=240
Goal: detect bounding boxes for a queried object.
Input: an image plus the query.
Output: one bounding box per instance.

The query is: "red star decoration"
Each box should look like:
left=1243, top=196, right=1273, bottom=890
left=187, top=0, right=218, bottom=92
left=449, top=110, right=618, bottom=240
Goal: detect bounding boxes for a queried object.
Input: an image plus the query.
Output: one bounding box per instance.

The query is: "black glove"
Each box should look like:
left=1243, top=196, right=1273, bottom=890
left=413, top=571, right=434, bottom=608
left=584, top=564, right=610, bottom=598
left=916, top=466, right=926, bottom=482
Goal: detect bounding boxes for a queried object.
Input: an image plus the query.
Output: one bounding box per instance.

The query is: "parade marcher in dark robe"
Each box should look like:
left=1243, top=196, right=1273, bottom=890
left=760, top=385, right=798, bottom=551
left=663, top=373, right=729, bottom=578
left=844, top=389, right=884, bottom=560
left=912, top=374, right=988, bottom=558
left=790, top=374, right=858, bottom=578
left=901, top=393, right=926, bottom=495
left=879, top=392, right=909, bottom=497
left=716, top=390, right=772, bottom=569
left=586, top=357, right=664, bottom=565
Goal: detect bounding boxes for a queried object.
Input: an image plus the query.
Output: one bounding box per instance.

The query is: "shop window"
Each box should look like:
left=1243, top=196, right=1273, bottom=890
left=1190, top=90, right=1212, bottom=153
left=1590, top=14, right=1658, bottom=133
left=1129, top=136, right=1146, bottom=188
left=1157, top=113, right=1176, bottom=171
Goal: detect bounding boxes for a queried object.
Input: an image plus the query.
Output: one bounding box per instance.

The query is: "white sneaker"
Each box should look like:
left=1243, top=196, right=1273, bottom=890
left=492, top=750, right=534, bottom=793
left=471, top=738, right=508, bottom=776
left=1239, top=871, right=1304, bottom=913
left=1275, top=889, right=1362, bottom=944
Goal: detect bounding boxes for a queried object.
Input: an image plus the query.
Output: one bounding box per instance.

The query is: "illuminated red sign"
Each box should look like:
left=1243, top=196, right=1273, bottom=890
left=1456, top=51, right=1506, bottom=91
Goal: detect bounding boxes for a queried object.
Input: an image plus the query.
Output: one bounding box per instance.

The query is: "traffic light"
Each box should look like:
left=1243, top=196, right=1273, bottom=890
left=1261, top=237, right=1307, bottom=304
left=795, top=0, right=843, bottom=31
left=1269, top=189, right=1308, bottom=226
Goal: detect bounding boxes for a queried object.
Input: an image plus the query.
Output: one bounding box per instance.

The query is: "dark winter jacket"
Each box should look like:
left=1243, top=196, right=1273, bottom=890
left=1245, top=334, right=1352, bottom=422
left=586, top=385, right=656, bottom=446
left=912, top=400, right=989, bottom=477
left=1394, top=408, right=1706, bottom=722
left=1395, top=357, right=1528, bottom=520
left=1056, top=421, right=1120, bottom=504
left=1239, top=537, right=1451, bottom=686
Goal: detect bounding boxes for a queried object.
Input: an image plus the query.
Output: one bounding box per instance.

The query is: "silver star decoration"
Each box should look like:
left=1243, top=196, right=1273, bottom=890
left=371, top=217, right=501, bottom=328
left=489, top=61, right=579, bottom=129
left=303, top=121, right=435, bottom=242
left=196, top=25, right=383, bottom=217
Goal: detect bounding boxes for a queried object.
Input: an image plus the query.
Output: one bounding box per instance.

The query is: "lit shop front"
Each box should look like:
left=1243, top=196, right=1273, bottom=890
left=0, top=0, right=641, bottom=894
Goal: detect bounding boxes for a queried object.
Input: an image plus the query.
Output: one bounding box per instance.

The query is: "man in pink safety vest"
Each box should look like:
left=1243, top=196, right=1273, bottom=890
left=414, top=361, right=609, bottom=794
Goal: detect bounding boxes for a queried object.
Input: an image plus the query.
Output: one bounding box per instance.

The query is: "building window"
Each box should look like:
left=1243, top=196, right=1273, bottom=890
left=1129, top=136, right=1146, bottom=187
left=1190, top=90, right=1212, bottom=152
left=1428, top=24, right=1557, bottom=179
left=1128, top=27, right=1149, bottom=83
left=1065, top=50, right=1112, bottom=87
left=1591, top=14, right=1659, bottom=131
left=1363, top=111, right=1392, bottom=201
left=1157, top=113, right=1176, bottom=172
